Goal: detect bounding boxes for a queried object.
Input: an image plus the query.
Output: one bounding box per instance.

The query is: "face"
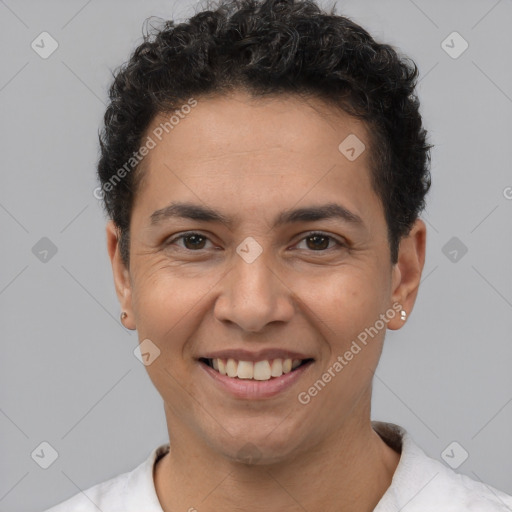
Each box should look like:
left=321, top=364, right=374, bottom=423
left=107, top=91, right=425, bottom=463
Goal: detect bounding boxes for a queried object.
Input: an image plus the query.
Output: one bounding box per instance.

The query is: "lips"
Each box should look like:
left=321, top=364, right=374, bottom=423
left=200, top=349, right=314, bottom=362
left=200, top=357, right=313, bottom=380
left=198, top=356, right=315, bottom=399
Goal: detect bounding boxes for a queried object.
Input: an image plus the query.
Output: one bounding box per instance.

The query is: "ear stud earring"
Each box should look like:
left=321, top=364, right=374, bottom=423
left=120, top=311, right=128, bottom=322
left=400, top=310, right=407, bottom=321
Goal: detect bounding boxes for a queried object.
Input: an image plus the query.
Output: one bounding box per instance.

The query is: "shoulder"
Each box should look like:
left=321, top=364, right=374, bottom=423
left=42, top=444, right=169, bottom=512
left=372, top=421, right=512, bottom=512
left=43, top=471, right=130, bottom=512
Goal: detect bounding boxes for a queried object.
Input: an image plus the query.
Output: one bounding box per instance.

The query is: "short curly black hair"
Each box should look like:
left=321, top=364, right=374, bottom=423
left=97, top=0, right=431, bottom=267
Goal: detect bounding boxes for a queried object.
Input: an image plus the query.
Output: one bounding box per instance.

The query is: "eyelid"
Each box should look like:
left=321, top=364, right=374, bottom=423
left=165, top=230, right=346, bottom=251
left=293, top=231, right=345, bottom=250
left=166, top=231, right=216, bottom=249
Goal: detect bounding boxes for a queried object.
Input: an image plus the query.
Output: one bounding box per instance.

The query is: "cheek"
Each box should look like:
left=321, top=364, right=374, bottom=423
left=297, top=272, right=388, bottom=415
left=130, top=262, right=208, bottom=349
left=130, top=267, right=207, bottom=404
left=297, top=263, right=389, bottom=333
left=132, top=256, right=215, bottom=314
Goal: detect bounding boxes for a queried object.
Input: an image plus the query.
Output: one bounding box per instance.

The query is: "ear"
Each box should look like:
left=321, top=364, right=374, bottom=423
left=387, top=219, right=426, bottom=330
left=106, top=220, right=136, bottom=330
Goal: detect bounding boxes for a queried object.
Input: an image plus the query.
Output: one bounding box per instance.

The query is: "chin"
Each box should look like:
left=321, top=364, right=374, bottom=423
left=214, top=428, right=306, bottom=466
left=228, top=444, right=294, bottom=466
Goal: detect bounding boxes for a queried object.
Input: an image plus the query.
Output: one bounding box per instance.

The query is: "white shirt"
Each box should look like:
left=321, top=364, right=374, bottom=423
left=43, top=421, right=512, bottom=511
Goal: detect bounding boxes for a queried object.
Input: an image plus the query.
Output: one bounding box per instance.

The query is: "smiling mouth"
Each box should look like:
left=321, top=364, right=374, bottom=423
left=199, top=357, right=314, bottom=381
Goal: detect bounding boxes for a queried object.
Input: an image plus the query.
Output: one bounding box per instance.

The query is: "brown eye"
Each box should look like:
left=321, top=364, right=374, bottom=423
left=306, top=234, right=330, bottom=250
left=166, top=232, right=212, bottom=250
left=182, top=234, right=207, bottom=250
left=295, top=232, right=343, bottom=252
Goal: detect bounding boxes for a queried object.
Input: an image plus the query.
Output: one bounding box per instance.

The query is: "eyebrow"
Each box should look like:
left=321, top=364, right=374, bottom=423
left=149, top=201, right=364, bottom=229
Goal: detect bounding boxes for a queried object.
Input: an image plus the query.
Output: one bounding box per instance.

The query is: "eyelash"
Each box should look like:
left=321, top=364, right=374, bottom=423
left=165, top=231, right=345, bottom=253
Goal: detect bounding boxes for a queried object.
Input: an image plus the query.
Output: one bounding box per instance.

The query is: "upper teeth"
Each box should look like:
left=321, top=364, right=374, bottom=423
left=210, top=358, right=302, bottom=380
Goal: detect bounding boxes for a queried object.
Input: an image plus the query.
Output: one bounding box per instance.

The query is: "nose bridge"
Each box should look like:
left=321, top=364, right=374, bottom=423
left=214, top=241, right=294, bottom=332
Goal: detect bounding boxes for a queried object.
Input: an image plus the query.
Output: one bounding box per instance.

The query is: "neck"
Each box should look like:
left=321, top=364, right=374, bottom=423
left=154, top=399, right=400, bottom=512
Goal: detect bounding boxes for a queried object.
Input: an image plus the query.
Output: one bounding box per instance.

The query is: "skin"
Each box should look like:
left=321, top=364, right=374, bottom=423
left=106, top=91, right=426, bottom=512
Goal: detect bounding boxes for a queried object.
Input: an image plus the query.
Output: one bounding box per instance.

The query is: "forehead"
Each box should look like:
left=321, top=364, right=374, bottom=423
left=145, top=92, right=368, bottom=165
left=133, top=91, right=383, bottom=229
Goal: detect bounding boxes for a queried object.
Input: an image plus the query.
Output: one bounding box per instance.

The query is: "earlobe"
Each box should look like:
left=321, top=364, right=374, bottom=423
left=106, top=221, right=136, bottom=330
left=387, top=219, right=427, bottom=330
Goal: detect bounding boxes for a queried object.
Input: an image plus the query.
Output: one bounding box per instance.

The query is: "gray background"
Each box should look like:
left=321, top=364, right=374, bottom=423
left=1, top=0, right=511, bottom=510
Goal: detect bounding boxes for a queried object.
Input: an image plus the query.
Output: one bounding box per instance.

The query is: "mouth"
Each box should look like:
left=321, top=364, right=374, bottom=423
left=199, top=357, right=315, bottom=381
left=198, top=355, right=315, bottom=400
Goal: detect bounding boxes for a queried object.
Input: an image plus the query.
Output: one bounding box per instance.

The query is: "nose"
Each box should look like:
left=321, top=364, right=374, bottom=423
left=213, top=248, right=295, bottom=333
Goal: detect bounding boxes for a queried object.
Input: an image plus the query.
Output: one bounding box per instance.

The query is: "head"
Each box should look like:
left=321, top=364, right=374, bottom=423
left=101, top=0, right=430, bottom=462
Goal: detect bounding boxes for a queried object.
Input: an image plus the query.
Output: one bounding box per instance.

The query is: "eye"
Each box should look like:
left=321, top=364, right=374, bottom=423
left=294, top=232, right=344, bottom=251
left=165, top=231, right=345, bottom=253
left=166, top=232, right=214, bottom=251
